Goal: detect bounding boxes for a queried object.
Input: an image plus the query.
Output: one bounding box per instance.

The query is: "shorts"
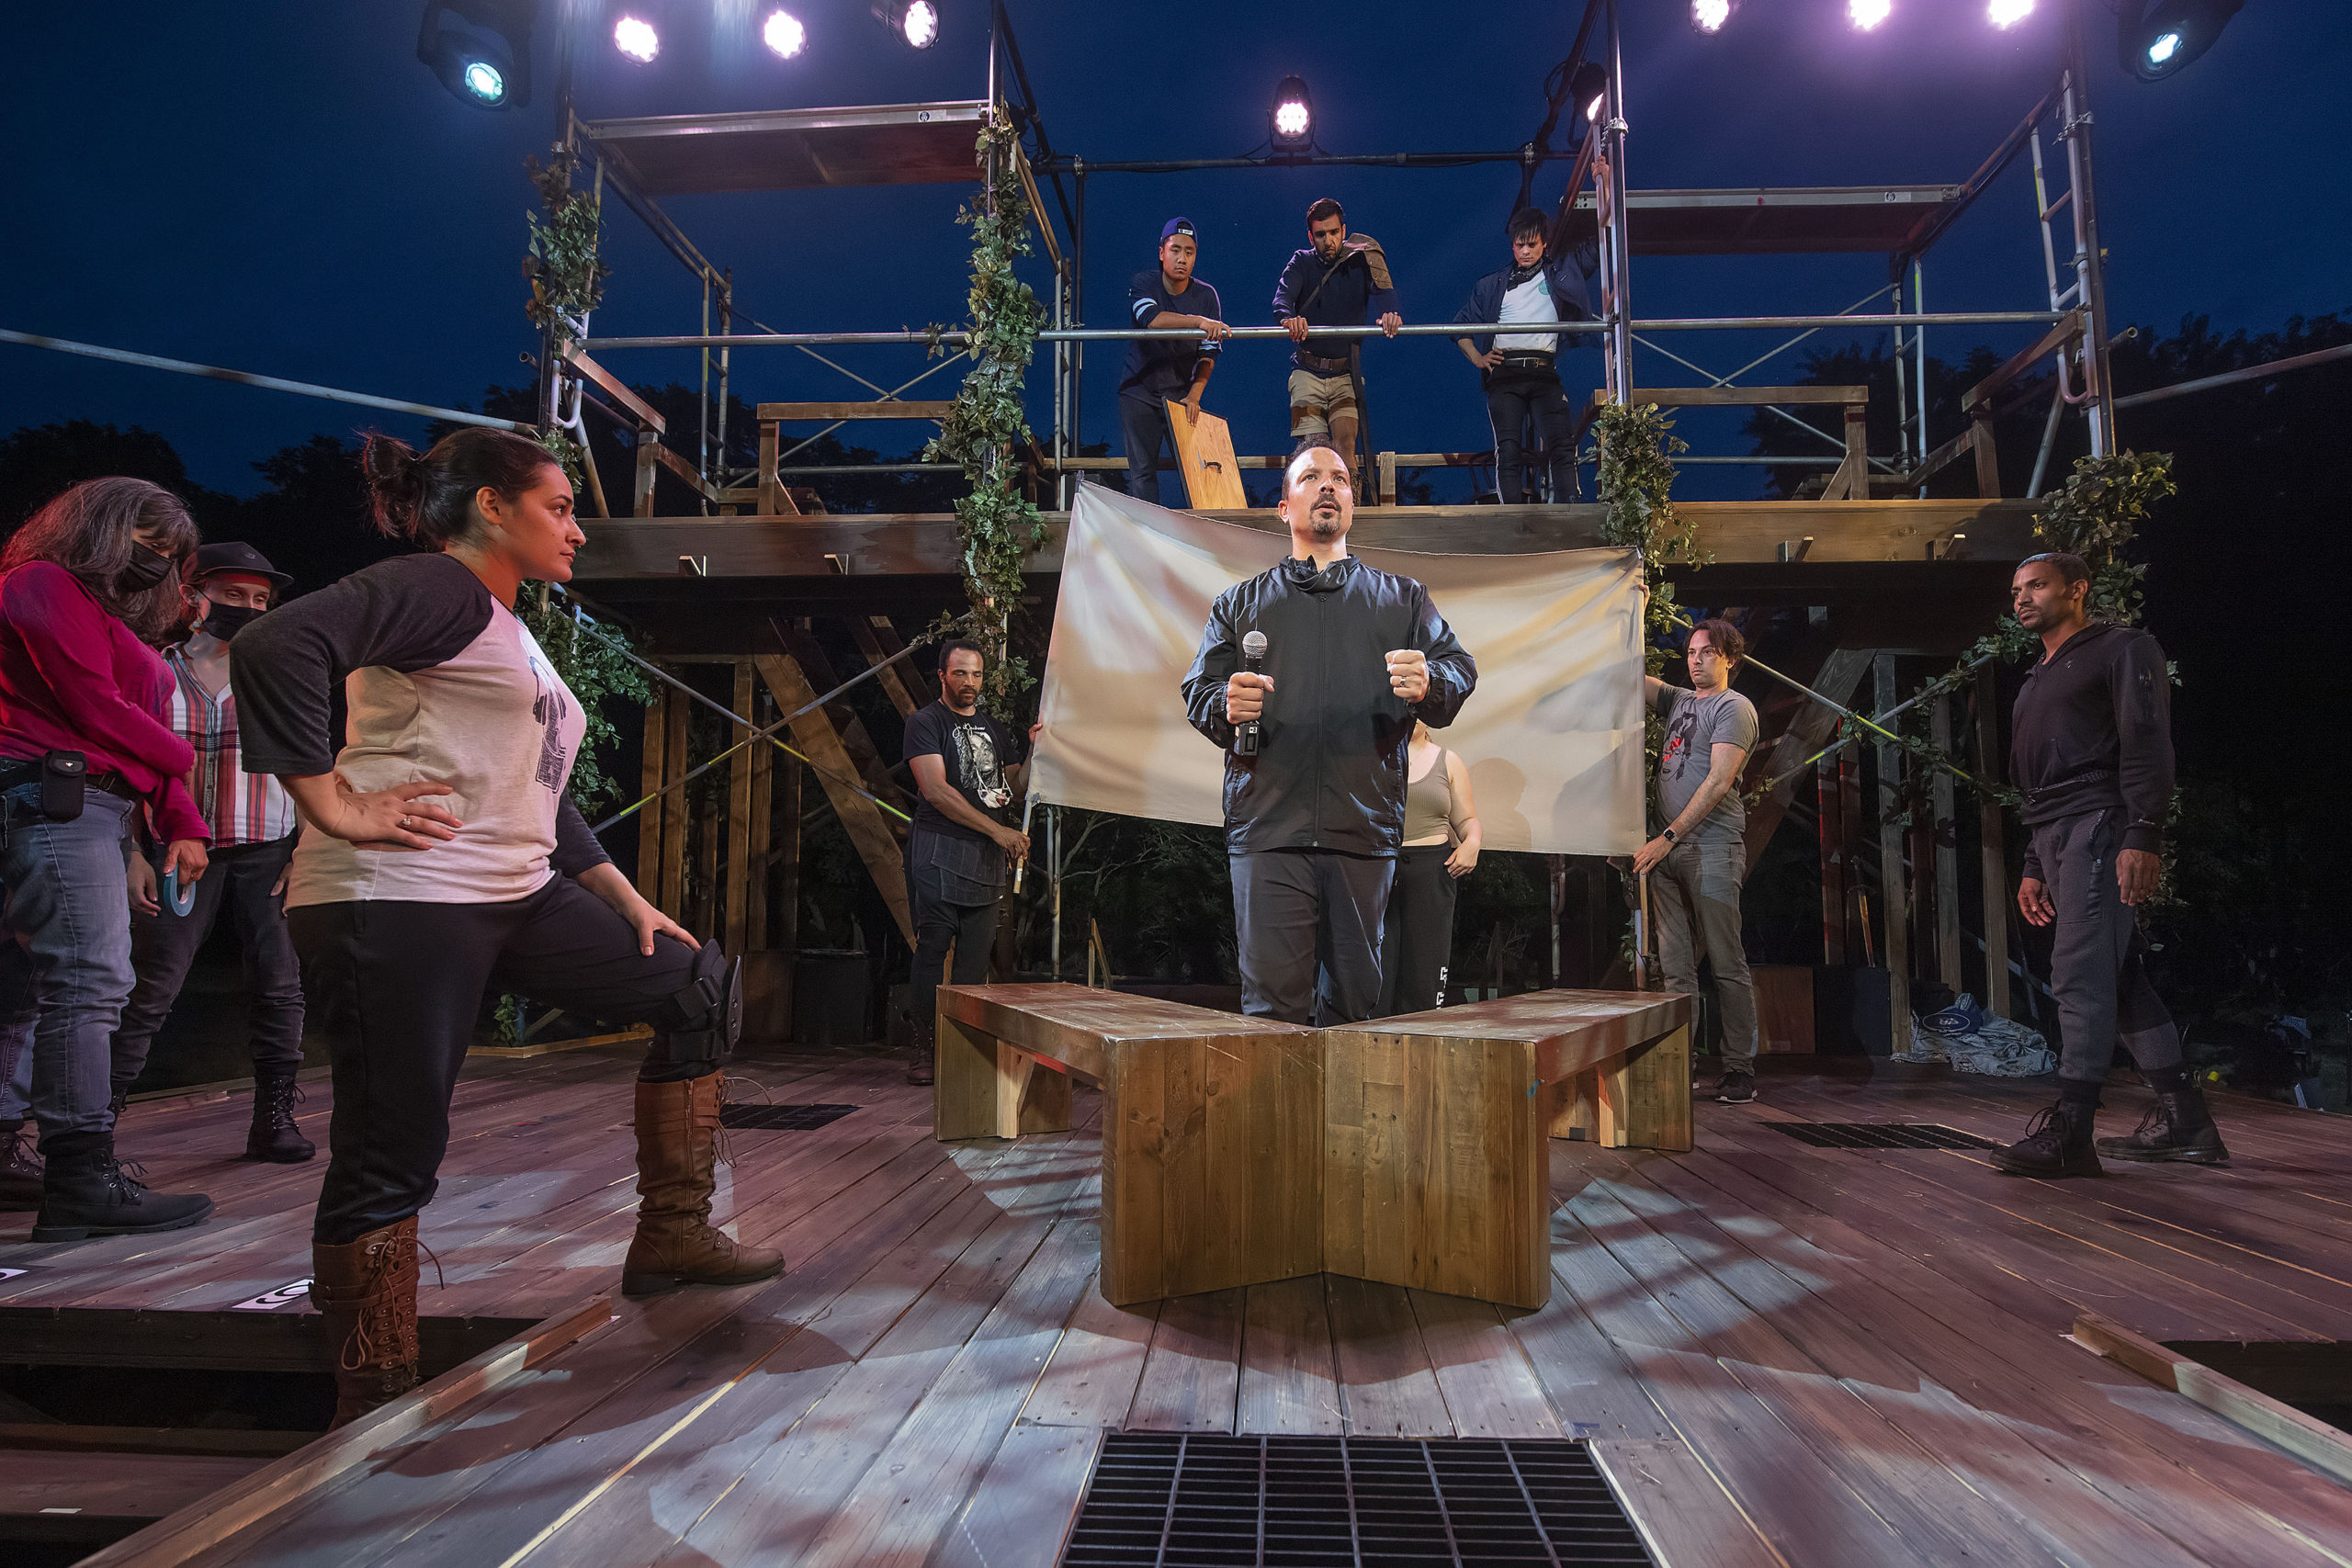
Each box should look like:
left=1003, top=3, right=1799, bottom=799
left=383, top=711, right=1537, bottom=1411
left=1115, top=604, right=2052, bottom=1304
left=1287, top=368, right=1360, bottom=437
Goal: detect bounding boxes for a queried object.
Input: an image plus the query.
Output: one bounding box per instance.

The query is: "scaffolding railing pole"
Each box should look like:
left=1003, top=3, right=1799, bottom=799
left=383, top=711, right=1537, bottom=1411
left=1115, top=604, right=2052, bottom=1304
left=1603, top=0, right=1634, bottom=391
left=2063, top=0, right=2116, bottom=456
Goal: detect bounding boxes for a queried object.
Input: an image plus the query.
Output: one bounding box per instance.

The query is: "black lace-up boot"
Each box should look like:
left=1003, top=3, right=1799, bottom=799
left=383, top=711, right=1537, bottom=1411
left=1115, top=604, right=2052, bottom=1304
left=0, top=1122, right=40, bottom=1210
left=1990, top=1099, right=2104, bottom=1179
left=31, top=1132, right=214, bottom=1242
left=2097, top=1088, right=2230, bottom=1164
left=244, top=1069, right=315, bottom=1162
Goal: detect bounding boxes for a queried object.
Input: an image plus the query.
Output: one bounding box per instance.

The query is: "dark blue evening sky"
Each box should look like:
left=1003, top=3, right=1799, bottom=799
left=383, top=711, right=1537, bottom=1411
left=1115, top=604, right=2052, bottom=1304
left=4, top=0, right=2345, bottom=501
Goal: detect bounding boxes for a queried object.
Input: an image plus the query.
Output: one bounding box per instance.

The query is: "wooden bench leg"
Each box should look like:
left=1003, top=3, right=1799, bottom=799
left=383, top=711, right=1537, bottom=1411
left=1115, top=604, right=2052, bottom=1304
left=997, top=1043, right=1071, bottom=1138
left=1547, top=1069, right=1601, bottom=1142
left=934, top=1015, right=1001, bottom=1141
left=1617, top=1024, right=1694, bottom=1152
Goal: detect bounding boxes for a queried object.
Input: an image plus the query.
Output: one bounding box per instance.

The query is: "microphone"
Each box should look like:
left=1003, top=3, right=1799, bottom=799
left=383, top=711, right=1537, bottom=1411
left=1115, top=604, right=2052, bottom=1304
left=1237, top=630, right=1267, bottom=757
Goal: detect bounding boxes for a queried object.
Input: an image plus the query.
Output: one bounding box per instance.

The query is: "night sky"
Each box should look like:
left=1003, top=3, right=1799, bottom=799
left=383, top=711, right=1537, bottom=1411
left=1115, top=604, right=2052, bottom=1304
left=5, top=0, right=2346, bottom=502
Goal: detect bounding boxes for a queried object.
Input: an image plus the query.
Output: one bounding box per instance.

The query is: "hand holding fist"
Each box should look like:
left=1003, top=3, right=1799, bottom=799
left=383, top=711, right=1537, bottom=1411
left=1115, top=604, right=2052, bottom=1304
left=1227, top=671, right=1273, bottom=724
left=1385, top=649, right=1429, bottom=705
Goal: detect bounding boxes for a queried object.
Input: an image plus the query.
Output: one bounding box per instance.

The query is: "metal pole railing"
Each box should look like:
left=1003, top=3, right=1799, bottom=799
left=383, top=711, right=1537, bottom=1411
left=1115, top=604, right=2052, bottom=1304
left=581, top=312, right=2062, bottom=352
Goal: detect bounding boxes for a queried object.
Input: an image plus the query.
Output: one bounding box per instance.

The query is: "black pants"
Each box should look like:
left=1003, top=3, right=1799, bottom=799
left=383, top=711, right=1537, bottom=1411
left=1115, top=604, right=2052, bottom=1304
left=1486, top=367, right=1578, bottom=502
left=1378, top=845, right=1458, bottom=1017
left=1120, top=393, right=1175, bottom=505
left=1230, top=850, right=1394, bottom=1026
left=905, top=829, right=1003, bottom=1043
left=290, top=874, right=709, bottom=1246
left=110, top=835, right=304, bottom=1089
left=2032, top=808, right=2182, bottom=1091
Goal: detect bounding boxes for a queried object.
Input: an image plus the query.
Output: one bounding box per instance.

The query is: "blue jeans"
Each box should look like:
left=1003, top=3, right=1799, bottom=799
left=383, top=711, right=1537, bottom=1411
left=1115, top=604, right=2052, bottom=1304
left=0, top=784, right=139, bottom=1145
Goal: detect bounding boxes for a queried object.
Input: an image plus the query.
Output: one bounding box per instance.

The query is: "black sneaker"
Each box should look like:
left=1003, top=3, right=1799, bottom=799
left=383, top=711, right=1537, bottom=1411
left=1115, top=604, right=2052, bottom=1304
left=1990, top=1100, right=2104, bottom=1179
left=1714, top=1068, right=1757, bottom=1104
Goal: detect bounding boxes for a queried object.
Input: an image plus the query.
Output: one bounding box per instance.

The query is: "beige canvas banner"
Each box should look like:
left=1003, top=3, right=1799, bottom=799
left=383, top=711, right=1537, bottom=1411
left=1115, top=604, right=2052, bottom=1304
left=1028, top=484, right=1647, bottom=855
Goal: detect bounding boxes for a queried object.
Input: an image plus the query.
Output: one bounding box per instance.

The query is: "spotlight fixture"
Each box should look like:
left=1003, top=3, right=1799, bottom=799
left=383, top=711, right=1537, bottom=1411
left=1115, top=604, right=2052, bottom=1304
left=416, top=0, right=534, bottom=109
left=1690, top=0, right=1736, bottom=33
left=763, top=8, right=806, bottom=57
left=1849, top=0, right=1892, bottom=28
left=1987, top=0, right=2032, bottom=25
left=1569, top=62, right=1610, bottom=125
left=1270, top=74, right=1314, bottom=152
left=2120, top=0, right=2244, bottom=80
left=614, top=12, right=660, bottom=62
left=872, top=1, right=939, bottom=49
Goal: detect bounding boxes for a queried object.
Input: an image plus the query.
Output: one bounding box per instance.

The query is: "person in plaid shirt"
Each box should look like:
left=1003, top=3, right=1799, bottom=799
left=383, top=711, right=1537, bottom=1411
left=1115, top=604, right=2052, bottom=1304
left=110, top=541, right=311, bottom=1162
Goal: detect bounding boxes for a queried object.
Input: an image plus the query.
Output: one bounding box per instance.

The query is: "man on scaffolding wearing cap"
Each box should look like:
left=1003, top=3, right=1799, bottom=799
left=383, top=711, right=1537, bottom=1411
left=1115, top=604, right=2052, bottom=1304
left=1120, top=217, right=1230, bottom=506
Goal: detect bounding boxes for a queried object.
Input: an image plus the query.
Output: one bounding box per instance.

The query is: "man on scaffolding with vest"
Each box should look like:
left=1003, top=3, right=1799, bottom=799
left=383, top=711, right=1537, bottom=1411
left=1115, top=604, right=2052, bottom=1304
left=1273, top=197, right=1402, bottom=492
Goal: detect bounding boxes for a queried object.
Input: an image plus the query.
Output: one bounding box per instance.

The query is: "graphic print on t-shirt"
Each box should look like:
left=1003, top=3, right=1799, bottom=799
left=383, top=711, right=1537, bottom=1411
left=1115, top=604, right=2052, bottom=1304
left=528, top=654, right=571, bottom=791
left=954, top=721, right=1011, bottom=810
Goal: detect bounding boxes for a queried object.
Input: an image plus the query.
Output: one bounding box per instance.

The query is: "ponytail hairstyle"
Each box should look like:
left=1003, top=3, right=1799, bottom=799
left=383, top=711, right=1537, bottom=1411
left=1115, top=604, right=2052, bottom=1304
left=361, top=426, right=562, bottom=550
left=2, top=477, right=198, bottom=643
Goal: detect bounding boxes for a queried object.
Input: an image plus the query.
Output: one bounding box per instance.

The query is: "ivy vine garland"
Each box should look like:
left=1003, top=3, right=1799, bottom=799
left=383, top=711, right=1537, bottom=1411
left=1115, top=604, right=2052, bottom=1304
left=926, top=118, right=1049, bottom=708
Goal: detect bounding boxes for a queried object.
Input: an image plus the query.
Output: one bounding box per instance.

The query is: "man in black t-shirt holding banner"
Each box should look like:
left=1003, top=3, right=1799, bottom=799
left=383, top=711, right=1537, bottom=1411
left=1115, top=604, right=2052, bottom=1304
left=901, top=638, right=1030, bottom=1083
left=1121, top=217, right=1230, bottom=505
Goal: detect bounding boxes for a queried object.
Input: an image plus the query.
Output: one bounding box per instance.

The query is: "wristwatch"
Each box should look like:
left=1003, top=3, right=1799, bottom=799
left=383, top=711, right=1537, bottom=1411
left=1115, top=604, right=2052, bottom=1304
left=1659, top=828, right=1678, bottom=845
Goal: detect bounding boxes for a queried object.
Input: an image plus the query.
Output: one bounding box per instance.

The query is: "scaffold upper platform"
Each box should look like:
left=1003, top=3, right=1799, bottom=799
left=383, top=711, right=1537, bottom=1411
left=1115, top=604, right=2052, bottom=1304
left=580, top=100, right=991, bottom=195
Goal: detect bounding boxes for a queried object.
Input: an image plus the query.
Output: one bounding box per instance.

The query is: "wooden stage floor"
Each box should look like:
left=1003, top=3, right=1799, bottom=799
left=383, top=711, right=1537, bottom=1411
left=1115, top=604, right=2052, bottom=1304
left=8, top=1043, right=2352, bottom=1566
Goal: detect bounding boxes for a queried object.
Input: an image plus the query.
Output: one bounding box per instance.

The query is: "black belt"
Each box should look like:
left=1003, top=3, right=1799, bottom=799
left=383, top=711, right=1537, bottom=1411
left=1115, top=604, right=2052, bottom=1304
left=1295, top=349, right=1353, bottom=375
left=1497, top=351, right=1557, bottom=370
left=0, top=759, right=142, bottom=805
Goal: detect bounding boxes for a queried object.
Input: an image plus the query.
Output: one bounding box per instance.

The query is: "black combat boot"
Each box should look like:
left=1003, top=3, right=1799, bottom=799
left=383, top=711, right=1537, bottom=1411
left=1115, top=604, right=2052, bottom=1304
left=31, top=1133, right=215, bottom=1242
left=2097, top=1088, right=2230, bottom=1165
left=244, top=1069, right=316, bottom=1162
left=1990, top=1100, right=2104, bottom=1179
left=0, top=1122, right=40, bottom=1210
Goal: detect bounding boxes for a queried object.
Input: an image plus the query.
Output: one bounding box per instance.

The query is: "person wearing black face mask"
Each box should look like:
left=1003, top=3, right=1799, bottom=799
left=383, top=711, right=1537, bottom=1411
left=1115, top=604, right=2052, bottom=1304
left=107, top=542, right=311, bottom=1162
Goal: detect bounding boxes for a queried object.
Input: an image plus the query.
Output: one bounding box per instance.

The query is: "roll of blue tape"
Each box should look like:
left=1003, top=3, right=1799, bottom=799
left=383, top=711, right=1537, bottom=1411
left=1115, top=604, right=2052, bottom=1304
left=162, top=865, right=197, bottom=918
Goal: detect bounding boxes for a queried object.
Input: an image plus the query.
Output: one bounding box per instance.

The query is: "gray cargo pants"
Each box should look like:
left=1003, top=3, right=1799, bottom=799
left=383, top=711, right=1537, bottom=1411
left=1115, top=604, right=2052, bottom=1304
left=1653, top=839, right=1759, bottom=1069
left=2030, top=807, right=2181, bottom=1088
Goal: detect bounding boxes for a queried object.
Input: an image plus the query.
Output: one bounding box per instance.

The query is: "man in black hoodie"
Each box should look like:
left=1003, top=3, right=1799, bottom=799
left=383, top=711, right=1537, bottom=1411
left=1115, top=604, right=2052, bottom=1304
left=1989, top=551, right=2225, bottom=1178
left=1180, top=446, right=1476, bottom=1024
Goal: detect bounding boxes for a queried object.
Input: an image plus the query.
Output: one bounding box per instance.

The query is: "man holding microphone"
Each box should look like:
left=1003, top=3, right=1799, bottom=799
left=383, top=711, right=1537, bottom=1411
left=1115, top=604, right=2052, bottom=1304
left=1182, top=446, right=1476, bottom=1024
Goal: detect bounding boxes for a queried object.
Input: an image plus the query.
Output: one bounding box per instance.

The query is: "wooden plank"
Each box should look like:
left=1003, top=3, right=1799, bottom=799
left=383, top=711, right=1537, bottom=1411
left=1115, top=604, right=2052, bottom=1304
left=0, top=1450, right=272, bottom=1523
left=1970, top=413, right=2001, bottom=499
left=646, top=437, right=717, bottom=503
left=1325, top=1277, right=1453, bottom=1438
left=773, top=620, right=908, bottom=809
left=72, top=1295, right=613, bottom=1568
left=1125, top=1289, right=1245, bottom=1433
left=1619, top=1021, right=1693, bottom=1152
left=0, top=1425, right=310, bottom=1460
left=754, top=653, right=913, bottom=944
left=725, top=661, right=755, bottom=956
left=747, top=687, right=772, bottom=953
left=2076, top=1312, right=2352, bottom=1488
left=1236, top=1275, right=1342, bottom=1435
left=637, top=684, right=666, bottom=910
left=1963, top=309, right=2085, bottom=413
left=1741, top=646, right=1872, bottom=871
left=1607, top=384, right=1871, bottom=408
left=933, top=1014, right=1001, bottom=1141
left=929, top=1421, right=1102, bottom=1568
left=1164, top=401, right=1249, bottom=510
left=756, top=400, right=957, bottom=422
left=561, top=346, right=666, bottom=434
left=1589, top=1439, right=1786, bottom=1568
left=1929, top=694, right=1963, bottom=987
left=1819, top=403, right=1870, bottom=501
left=757, top=418, right=782, bottom=516
left=632, top=431, right=658, bottom=518
left=1020, top=1279, right=1159, bottom=1428
left=659, top=682, right=689, bottom=919
left=844, top=616, right=920, bottom=718
left=1406, top=1290, right=1562, bottom=1439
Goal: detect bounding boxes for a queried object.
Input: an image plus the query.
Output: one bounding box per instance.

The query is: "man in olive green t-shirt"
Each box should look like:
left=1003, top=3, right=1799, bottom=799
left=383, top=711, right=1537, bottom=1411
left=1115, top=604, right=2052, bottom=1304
left=1629, top=619, right=1761, bottom=1103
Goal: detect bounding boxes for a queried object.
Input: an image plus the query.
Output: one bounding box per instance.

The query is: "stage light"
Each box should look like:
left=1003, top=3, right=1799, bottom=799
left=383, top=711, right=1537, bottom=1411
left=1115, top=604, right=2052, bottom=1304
left=1270, top=74, right=1314, bottom=151
left=763, top=8, right=806, bottom=57
left=1691, top=0, right=1734, bottom=33
left=1849, top=0, right=1892, bottom=29
left=1569, top=62, right=1609, bottom=125
left=614, top=13, right=660, bottom=62
left=872, top=1, right=939, bottom=49
left=415, top=0, right=533, bottom=110
left=2121, top=0, right=2241, bottom=79
left=1988, top=0, right=2032, bottom=26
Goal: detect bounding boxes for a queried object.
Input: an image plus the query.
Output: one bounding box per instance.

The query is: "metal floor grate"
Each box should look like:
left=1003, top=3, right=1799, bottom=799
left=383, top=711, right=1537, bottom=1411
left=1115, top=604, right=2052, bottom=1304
left=718, top=1102, right=860, bottom=1131
left=1765, top=1121, right=1998, bottom=1150
left=1063, top=1434, right=1653, bottom=1567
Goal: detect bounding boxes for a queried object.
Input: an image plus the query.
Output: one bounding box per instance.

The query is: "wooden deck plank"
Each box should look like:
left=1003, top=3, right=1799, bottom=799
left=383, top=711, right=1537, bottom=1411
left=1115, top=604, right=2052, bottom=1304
left=1018, top=1275, right=1159, bottom=1429
left=930, top=1420, right=1105, bottom=1568
left=1236, top=1273, right=1343, bottom=1435
left=1323, top=1276, right=1453, bottom=1438
left=1406, top=1289, right=1563, bottom=1439
left=1125, top=1288, right=1245, bottom=1433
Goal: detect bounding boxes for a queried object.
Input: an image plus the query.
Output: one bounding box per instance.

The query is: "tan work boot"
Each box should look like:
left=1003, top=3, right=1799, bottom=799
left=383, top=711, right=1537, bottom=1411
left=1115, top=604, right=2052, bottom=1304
left=622, top=1075, right=786, bottom=1298
left=311, top=1217, right=422, bottom=1427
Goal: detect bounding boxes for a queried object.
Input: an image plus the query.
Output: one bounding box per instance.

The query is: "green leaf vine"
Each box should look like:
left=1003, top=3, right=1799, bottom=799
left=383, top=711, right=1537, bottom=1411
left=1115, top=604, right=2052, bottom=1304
left=924, top=117, right=1049, bottom=710
left=1593, top=400, right=1708, bottom=674
left=524, top=140, right=608, bottom=344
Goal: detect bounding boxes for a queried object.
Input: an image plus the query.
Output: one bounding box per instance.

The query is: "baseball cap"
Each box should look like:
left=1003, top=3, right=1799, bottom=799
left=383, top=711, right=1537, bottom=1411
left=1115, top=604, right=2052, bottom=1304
left=1160, top=217, right=1197, bottom=243
left=190, top=540, right=292, bottom=589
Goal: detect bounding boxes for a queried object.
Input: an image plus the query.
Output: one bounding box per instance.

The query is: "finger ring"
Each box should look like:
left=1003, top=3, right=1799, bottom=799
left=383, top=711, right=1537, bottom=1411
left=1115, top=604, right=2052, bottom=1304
left=399, top=817, right=413, bottom=830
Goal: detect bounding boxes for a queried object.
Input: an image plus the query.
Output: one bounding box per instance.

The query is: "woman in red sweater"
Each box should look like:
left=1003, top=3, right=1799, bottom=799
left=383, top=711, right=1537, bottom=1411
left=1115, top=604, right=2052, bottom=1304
left=0, top=477, right=215, bottom=1240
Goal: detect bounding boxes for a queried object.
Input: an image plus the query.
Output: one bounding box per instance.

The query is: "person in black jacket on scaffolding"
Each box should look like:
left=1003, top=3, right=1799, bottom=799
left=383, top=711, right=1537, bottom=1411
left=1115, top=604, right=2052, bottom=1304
left=1181, top=445, right=1476, bottom=1025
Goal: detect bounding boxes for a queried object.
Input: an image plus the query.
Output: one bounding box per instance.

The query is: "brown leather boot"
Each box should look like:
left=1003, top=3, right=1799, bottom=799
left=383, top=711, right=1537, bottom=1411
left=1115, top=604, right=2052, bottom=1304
left=622, top=1075, right=786, bottom=1298
left=311, top=1218, right=422, bottom=1427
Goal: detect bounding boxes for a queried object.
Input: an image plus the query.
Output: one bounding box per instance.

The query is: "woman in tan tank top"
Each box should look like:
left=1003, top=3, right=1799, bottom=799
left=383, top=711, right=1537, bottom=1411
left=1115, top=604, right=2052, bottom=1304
left=1381, top=720, right=1480, bottom=1015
